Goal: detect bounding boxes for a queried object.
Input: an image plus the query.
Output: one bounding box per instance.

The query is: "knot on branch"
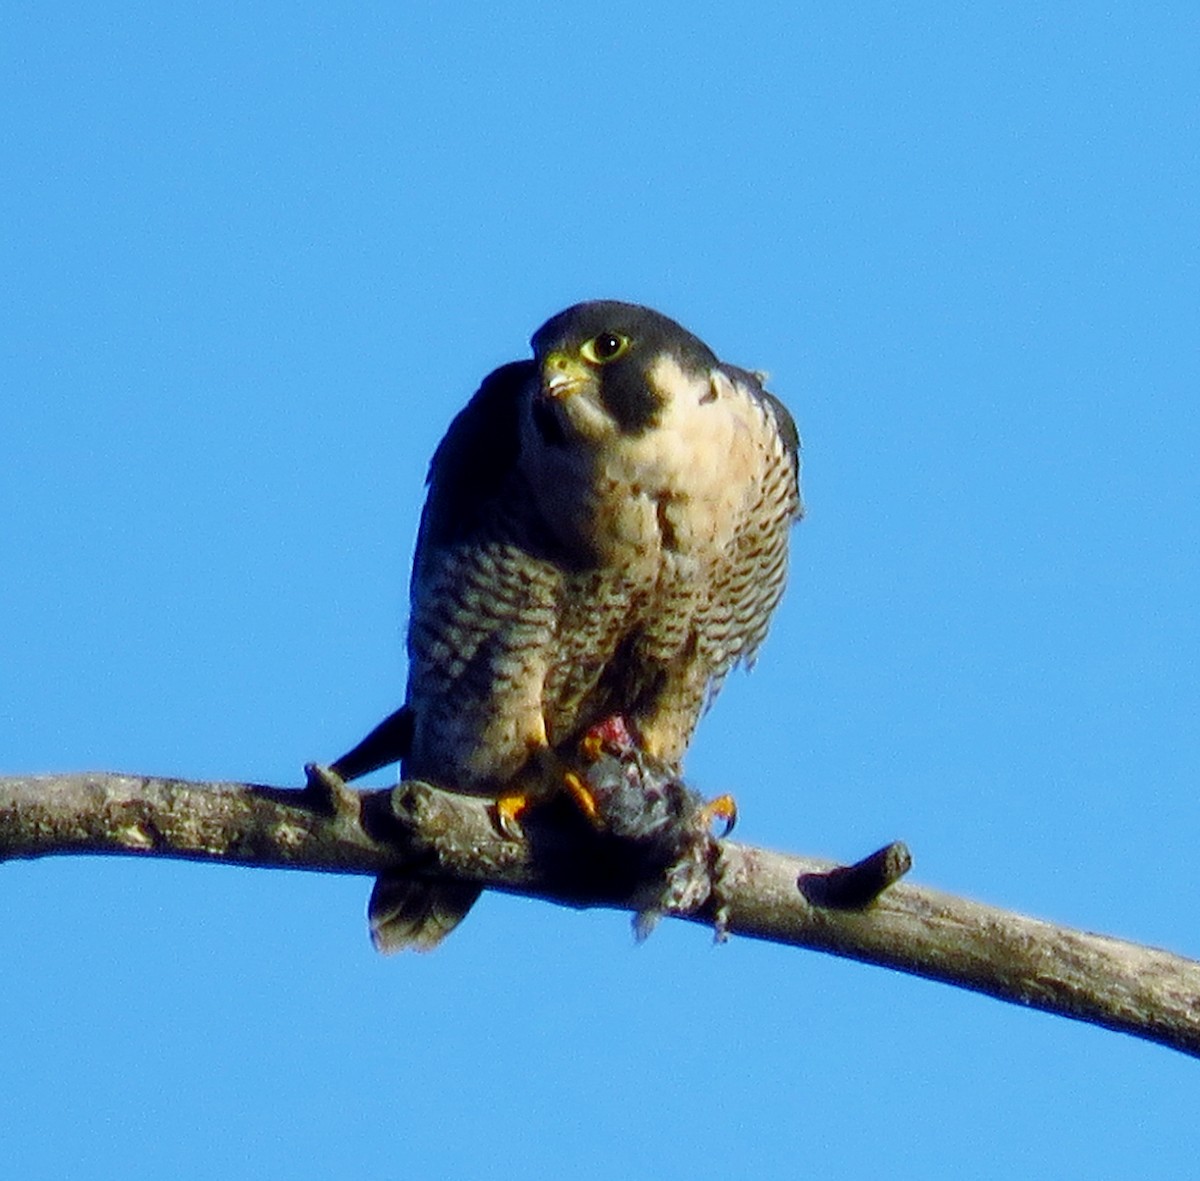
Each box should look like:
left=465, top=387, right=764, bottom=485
left=798, top=841, right=913, bottom=908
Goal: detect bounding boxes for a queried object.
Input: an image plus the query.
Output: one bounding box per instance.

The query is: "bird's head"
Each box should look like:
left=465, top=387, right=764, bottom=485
left=527, top=301, right=718, bottom=447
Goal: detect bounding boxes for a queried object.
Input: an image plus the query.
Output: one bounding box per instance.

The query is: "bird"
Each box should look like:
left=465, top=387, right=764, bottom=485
left=331, top=300, right=802, bottom=951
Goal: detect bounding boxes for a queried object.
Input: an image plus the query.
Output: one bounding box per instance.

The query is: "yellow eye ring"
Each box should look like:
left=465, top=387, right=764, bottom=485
left=580, top=332, right=630, bottom=365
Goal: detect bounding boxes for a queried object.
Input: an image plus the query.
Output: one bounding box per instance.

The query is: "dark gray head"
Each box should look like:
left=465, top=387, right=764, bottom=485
left=529, top=300, right=718, bottom=441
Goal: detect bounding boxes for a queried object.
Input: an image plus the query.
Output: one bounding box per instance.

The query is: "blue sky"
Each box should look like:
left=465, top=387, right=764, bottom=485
left=3, top=3, right=1198, bottom=1177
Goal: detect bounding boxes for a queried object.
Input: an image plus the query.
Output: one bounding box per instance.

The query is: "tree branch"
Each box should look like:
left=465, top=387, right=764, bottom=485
left=2, top=770, right=1198, bottom=1059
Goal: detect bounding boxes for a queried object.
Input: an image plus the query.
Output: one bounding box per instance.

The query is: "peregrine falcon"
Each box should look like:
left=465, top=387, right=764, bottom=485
left=334, top=300, right=802, bottom=951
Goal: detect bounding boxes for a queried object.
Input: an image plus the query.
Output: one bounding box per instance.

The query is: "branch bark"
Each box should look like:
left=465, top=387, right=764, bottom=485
left=2, top=770, right=1198, bottom=1059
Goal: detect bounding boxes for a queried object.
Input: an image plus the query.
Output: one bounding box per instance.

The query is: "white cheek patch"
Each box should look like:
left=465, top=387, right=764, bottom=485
left=560, top=389, right=615, bottom=441
left=517, top=352, right=784, bottom=564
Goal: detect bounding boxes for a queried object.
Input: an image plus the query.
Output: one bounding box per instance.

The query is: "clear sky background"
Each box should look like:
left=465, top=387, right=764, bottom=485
left=3, top=4, right=1198, bottom=1178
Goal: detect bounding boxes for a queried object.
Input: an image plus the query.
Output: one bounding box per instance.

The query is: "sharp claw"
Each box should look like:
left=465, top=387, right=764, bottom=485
left=494, top=792, right=528, bottom=840
left=700, top=793, right=738, bottom=837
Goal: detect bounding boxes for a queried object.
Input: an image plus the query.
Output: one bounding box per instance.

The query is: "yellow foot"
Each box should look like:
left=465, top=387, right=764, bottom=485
left=563, top=771, right=601, bottom=826
left=580, top=731, right=605, bottom=763
left=699, top=793, right=738, bottom=837
left=494, top=790, right=530, bottom=840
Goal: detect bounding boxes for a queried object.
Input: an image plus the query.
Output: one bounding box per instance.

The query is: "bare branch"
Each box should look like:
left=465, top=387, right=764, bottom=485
left=2, top=770, right=1198, bottom=1059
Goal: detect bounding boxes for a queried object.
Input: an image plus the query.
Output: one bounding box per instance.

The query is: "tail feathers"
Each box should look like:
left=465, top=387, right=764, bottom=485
left=368, top=873, right=482, bottom=953
left=331, top=705, right=413, bottom=782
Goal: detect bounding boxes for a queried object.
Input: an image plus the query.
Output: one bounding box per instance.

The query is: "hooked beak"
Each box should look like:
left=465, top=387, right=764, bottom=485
left=540, top=351, right=591, bottom=399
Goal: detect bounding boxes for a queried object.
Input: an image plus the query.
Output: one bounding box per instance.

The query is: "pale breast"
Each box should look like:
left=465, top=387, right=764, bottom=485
left=571, top=358, right=770, bottom=563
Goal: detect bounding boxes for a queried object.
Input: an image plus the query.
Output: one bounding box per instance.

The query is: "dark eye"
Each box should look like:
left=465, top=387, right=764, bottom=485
left=581, top=332, right=630, bottom=365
